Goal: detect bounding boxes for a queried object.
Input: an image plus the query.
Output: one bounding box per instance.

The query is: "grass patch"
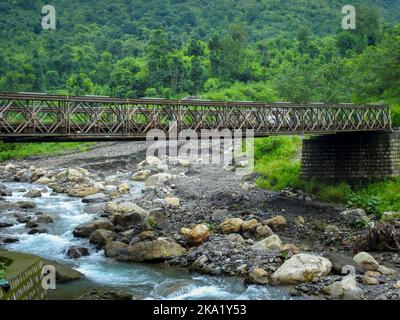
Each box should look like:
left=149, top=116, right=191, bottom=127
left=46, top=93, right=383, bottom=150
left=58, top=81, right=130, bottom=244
left=254, top=136, right=400, bottom=217
left=254, top=136, right=302, bottom=190
left=392, top=104, right=400, bottom=127
left=0, top=142, right=94, bottom=162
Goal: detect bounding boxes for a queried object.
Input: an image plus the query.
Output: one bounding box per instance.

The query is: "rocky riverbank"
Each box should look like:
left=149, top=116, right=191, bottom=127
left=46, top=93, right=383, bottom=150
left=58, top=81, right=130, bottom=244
left=1, top=142, right=399, bottom=300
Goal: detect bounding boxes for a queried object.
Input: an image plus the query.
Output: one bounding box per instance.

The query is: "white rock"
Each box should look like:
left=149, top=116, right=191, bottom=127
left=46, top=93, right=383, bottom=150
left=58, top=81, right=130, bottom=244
left=353, top=252, right=380, bottom=271
left=270, top=253, right=332, bottom=285
left=145, top=173, right=172, bottom=187
left=131, top=170, right=151, bottom=181
left=165, top=197, right=180, bottom=207
left=117, top=183, right=130, bottom=193
left=323, top=275, right=364, bottom=300
left=340, top=209, right=369, bottom=225
left=251, top=235, right=283, bottom=251
left=378, top=265, right=398, bottom=276
left=138, top=156, right=161, bottom=168
left=4, top=164, right=16, bottom=171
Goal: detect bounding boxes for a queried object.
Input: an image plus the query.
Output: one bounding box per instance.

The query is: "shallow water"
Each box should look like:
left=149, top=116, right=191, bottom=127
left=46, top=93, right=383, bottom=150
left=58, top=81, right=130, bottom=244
left=0, top=182, right=291, bottom=300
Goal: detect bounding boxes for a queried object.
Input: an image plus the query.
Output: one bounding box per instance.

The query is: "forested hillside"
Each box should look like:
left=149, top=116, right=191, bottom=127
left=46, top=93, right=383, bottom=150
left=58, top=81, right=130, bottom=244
left=0, top=0, right=399, bottom=105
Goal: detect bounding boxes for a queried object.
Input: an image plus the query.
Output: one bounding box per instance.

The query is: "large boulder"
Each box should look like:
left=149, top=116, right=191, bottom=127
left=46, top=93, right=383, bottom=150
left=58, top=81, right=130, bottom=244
left=23, top=189, right=42, bottom=198
left=35, top=176, right=53, bottom=185
left=107, top=202, right=149, bottom=229
left=117, top=183, right=130, bottom=193
left=68, top=186, right=100, bottom=197
left=89, top=229, right=114, bottom=248
left=322, top=275, right=364, bottom=300
left=15, top=201, right=36, bottom=209
left=220, top=218, right=244, bottom=234
left=43, top=259, right=85, bottom=284
left=82, top=193, right=108, bottom=204
left=104, top=241, right=128, bottom=257
left=31, top=168, right=47, bottom=182
left=340, top=209, right=369, bottom=226
left=66, top=246, right=91, bottom=259
left=181, top=224, right=209, bottom=245
left=241, top=219, right=260, bottom=233
left=84, top=203, right=106, bottom=214
left=264, top=215, right=287, bottom=231
left=105, top=201, right=147, bottom=215
left=322, top=252, right=365, bottom=274
left=270, top=253, right=332, bottom=285
left=73, top=219, right=114, bottom=238
left=378, top=265, right=398, bottom=276
left=247, top=268, right=270, bottom=285
left=131, top=170, right=152, bottom=182
left=255, top=225, right=274, bottom=239
left=353, top=252, right=380, bottom=271
left=36, top=215, right=53, bottom=224
left=145, top=173, right=172, bottom=187
left=251, top=235, right=283, bottom=251
left=117, top=239, right=186, bottom=262
left=138, top=156, right=161, bottom=168
left=57, top=168, right=89, bottom=183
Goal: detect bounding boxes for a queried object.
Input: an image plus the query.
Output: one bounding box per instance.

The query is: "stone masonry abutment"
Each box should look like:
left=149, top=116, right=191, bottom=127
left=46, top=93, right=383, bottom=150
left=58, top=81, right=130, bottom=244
left=301, top=131, right=400, bottom=183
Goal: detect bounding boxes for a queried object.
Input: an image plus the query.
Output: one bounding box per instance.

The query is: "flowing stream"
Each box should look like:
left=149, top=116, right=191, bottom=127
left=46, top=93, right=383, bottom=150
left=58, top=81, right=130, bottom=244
left=0, top=182, right=291, bottom=300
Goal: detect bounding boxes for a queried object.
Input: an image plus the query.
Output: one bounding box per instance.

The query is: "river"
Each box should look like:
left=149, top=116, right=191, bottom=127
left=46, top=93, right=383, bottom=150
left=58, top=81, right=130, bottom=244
left=0, top=181, right=291, bottom=300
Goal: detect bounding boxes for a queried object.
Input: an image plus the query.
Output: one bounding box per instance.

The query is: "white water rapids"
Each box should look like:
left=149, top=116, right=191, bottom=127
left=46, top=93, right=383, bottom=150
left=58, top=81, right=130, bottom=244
left=0, top=182, right=290, bottom=300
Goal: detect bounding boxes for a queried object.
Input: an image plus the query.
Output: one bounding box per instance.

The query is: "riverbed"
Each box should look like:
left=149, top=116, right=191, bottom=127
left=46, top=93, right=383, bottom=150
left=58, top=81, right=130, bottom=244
left=0, top=181, right=291, bottom=300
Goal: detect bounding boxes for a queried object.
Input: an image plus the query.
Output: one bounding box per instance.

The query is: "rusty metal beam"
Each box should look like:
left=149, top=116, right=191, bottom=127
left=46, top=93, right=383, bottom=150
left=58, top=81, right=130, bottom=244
left=0, top=93, right=392, bottom=142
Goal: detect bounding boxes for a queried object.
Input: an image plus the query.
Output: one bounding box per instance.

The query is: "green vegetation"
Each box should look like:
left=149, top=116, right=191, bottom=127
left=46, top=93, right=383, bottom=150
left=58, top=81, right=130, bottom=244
left=0, top=1, right=399, bottom=214
left=0, top=262, right=7, bottom=280
left=0, top=142, right=93, bottom=162
left=254, top=136, right=400, bottom=217
left=0, top=1, right=399, bottom=106
left=392, top=105, right=400, bottom=127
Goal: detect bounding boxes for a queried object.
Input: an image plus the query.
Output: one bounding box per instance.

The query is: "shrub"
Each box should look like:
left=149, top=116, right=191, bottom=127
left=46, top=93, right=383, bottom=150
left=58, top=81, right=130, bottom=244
left=392, top=104, right=400, bottom=128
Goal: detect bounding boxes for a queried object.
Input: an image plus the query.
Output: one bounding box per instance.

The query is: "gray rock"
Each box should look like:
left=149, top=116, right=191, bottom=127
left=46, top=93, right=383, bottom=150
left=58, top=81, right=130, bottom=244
left=322, top=252, right=365, bottom=274
left=28, top=227, right=47, bottom=235
left=211, top=209, right=228, bottom=222
left=84, top=203, right=106, bottom=214
left=323, top=275, right=364, bottom=300
left=73, top=219, right=114, bottom=238
left=36, top=215, right=53, bottom=224
left=15, top=201, right=36, bottom=209
left=0, top=222, right=13, bottom=228
left=117, top=239, right=186, bottom=262
left=43, top=259, right=85, bottom=284
left=340, top=209, right=369, bottom=226
left=104, top=241, right=128, bottom=257
left=82, top=193, right=108, bottom=204
left=66, top=246, right=91, bottom=259
left=23, top=189, right=42, bottom=198
left=89, top=229, right=114, bottom=248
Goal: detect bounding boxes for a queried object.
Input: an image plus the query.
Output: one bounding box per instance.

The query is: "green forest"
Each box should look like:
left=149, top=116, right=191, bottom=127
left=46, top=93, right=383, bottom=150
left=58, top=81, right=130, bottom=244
left=0, top=0, right=399, bottom=107
left=1, top=0, right=400, bottom=214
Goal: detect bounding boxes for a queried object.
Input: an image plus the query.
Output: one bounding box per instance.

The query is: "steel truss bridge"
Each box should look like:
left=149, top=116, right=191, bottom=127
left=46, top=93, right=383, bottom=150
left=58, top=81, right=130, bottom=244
left=0, top=93, right=392, bottom=142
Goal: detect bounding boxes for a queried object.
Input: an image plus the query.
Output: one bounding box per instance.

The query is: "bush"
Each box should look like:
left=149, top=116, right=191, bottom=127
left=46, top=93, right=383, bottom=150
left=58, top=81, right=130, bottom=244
left=392, top=104, right=400, bottom=127
left=254, top=136, right=302, bottom=190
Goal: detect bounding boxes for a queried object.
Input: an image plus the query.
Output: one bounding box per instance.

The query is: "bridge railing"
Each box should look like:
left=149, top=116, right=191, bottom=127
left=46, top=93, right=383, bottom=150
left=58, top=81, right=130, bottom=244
left=0, top=93, right=391, bottom=140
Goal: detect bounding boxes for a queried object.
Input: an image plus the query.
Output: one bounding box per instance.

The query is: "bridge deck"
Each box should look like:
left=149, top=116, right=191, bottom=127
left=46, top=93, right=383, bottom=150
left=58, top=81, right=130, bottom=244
left=0, top=93, right=391, bottom=142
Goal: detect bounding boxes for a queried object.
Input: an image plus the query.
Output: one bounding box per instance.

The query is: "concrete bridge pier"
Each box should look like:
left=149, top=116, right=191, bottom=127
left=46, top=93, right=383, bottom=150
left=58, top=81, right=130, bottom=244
left=301, top=131, right=400, bottom=184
